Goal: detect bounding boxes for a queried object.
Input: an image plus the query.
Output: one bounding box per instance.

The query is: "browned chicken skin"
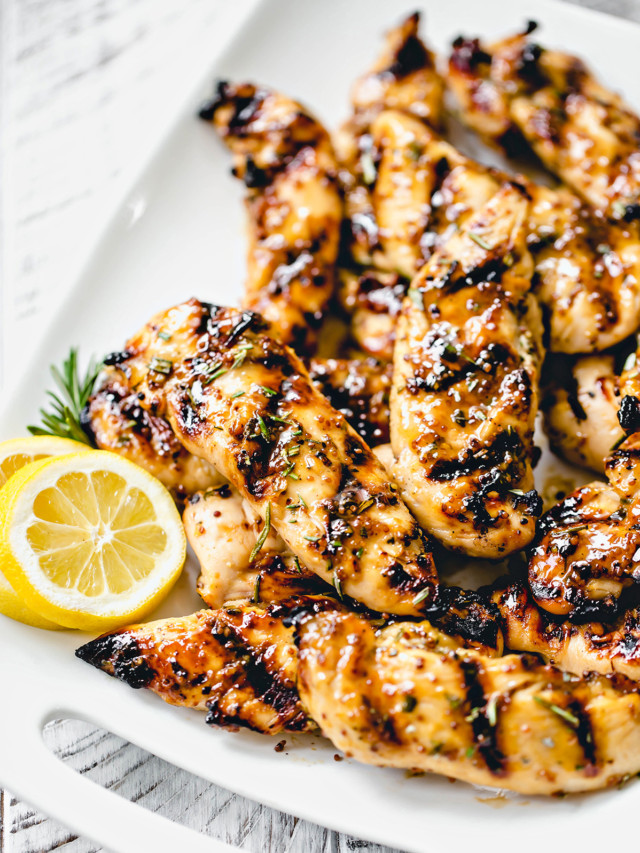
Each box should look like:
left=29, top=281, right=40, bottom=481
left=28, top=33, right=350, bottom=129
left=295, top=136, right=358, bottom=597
left=391, top=183, right=544, bottom=558
left=199, top=82, right=342, bottom=352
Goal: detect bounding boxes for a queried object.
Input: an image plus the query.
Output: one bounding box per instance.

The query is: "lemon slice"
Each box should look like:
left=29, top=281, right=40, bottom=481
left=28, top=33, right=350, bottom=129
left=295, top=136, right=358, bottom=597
left=0, top=435, right=89, bottom=488
left=0, top=451, right=186, bottom=631
left=0, top=436, right=91, bottom=629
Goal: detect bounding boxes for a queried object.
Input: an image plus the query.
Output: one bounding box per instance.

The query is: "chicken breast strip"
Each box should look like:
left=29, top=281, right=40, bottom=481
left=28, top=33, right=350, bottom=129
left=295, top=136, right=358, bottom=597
left=542, top=353, right=623, bottom=474
left=526, top=434, right=640, bottom=621
left=391, top=183, right=543, bottom=558
left=296, top=607, right=640, bottom=795
left=447, top=22, right=640, bottom=221
left=102, top=298, right=438, bottom=616
left=491, top=576, right=640, bottom=681
left=199, top=82, right=342, bottom=352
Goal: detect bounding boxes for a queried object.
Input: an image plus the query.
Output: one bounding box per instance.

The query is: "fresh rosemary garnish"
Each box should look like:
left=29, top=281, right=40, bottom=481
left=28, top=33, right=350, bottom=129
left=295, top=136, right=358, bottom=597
left=533, top=695, right=580, bottom=728
left=260, top=386, right=277, bottom=397
left=231, top=391, right=245, bottom=399
left=28, top=348, right=103, bottom=446
left=333, top=569, right=344, bottom=600
left=356, top=498, right=374, bottom=515
left=249, top=503, right=271, bottom=563
left=256, top=414, right=271, bottom=441
left=157, top=331, right=172, bottom=341
left=253, top=573, right=261, bottom=604
left=407, top=287, right=424, bottom=309
left=149, top=357, right=173, bottom=375
left=468, top=232, right=493, bottom=251
left=293, top=556, right=303, bottom=574
left=412, top=587, right=432, bottom=606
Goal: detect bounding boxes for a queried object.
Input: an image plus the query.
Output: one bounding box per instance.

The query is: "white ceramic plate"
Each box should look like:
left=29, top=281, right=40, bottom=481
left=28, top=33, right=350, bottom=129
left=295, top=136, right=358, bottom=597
left=1, top=1, right=639, bottom=851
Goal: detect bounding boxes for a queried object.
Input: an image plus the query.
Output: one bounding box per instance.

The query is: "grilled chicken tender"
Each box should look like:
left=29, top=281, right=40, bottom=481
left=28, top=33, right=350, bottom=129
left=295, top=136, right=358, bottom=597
left=543, top=354, right=623, bottom=474
left=183, top=483, right=288, bottom=608
left=107, top=298, right=438, bottom=616
left=527, top=184, right=640, bottom=354
left=448, top=23, right=640, bottom=221
left=199, top=82, right=341, bottom=352
left=296, top=608, right=640, bottom=795
left=85, top=370, right=222, bottom=497
left=76, top=603, right=321, bottom=734
left=337, top=268, right=407, bottom=361
left=391, top=183, right=543, bottom=558
left=492, top=577, right=640, bottom=681
left=527, top=445, right=640, bottom=620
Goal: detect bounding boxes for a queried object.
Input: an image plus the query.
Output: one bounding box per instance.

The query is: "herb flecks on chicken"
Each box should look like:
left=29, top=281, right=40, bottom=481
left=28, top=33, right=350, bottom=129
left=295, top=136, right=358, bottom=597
left=391, top=183, right=543, bottom=558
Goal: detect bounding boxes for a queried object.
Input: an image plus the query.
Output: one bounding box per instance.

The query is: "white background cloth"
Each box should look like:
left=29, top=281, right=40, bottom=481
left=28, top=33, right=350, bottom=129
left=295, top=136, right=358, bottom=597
left=1, top=0, right=639, bottom=850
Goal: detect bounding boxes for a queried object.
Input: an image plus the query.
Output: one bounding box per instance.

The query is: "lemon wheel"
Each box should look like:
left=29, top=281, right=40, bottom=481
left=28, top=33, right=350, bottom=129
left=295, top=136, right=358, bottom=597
left=0, top=435, right=89, bottom=488
left=0, top=451, right=186, bottom=631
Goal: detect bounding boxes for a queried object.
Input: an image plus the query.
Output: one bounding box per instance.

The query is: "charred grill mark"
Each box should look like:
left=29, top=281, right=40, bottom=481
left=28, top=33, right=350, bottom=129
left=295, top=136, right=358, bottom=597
left=205, top=616, right=307, bottom=731
left=387, top=31, right=430, bottom=78
left=76, top=633, right=155, bottom=690
left=460, top=659, right=506, bottom=775
left=618, top=395, right=640, bottom=433
left=426, top=587, right=503, bottom=650
left=429, top=429, right=525, bottom=482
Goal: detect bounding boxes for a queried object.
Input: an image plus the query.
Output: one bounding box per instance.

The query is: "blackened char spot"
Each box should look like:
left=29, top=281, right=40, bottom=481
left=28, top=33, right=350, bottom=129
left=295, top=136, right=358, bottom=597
left=461, top=659, right=506, bottom=775
left=103, top=350, right=131, bottom=366
left=425, top=586, right=502, bottom=649
left=618, top=395, right=640, bottom=433
left=75, top=633, right=155, bottom=689
left=429, top=429, right=523, bottom=482
left=388, top=33, right=429, bottom=78
left=450, top=37, right=492, bottom=73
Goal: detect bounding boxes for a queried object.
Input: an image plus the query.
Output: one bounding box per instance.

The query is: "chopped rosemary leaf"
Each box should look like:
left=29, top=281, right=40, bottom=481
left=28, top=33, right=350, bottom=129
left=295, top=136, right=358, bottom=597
left=407, top=288, right=424, bottom=309
left=149, top=357, right=173, bottom=375
left=303, top=534, right=321, bottom=542
left=231, top=344, right=253, bottom=370
left=468, top=232, right=493, bottom=251
left=27, top=348, right=103, bottom=446
left=269, top=414, right=292, bottom=424
left=293, top=556, right=303, bottom=574
left=356, top=498, right=375, bottom=515
left=231, top=391, right=245, bottom=399
left=297, top=492, right=307, bottom=508
left=355, top=547, right=364, bottom=559
left=333, top=570, right=344, bottom=600
left=256, top=414, right=271, bottom=441
left=260, top=386, right=277, bottom=397
left=203, top=366, right=228, bottom=385
left=412, top=587, right=432, bottom=606
left=486, top=694, right=499, bottom=727
left=253, top=574, right=261, bottom=604
left=563, top=524, right=588, bottom=535
left=249, top=503, right=271, bottom=563
left=157, top=331, right=172, bottom=341
left=533, top=695, right=580, bottom=728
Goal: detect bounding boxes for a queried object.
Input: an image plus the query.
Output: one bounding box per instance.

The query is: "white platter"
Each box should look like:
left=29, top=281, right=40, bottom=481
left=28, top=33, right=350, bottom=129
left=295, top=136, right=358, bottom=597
left=1, top=1, right=639, bottom=851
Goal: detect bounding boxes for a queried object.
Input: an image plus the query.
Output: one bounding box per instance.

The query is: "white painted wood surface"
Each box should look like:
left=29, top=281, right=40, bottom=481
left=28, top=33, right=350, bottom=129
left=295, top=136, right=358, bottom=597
left=1, top=0, right=639, bottom=850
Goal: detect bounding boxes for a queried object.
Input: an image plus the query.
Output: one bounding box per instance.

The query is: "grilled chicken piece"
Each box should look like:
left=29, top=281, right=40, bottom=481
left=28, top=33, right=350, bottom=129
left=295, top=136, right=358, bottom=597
left=337, top=268, right=407, bottom=361
left=308, top=356, right=391, bottom=445
left=342, top=11, right=442, bottom=145
left=527, top=471, right=640, bottom=621
left=528, top=184, right=640, bottom=354
left=337, top=13, right=444, bottom=278
left=448, top=23, right=640, bottom=221
left=297, top=608, right=640, bottom=794
left=107, top=299, right=438, bottom=616
left=199, top=82, right=341, bottom=352
left=85, top=371, right=222, bottom=497
left=391, top=183, right=543, bottom=558
left=491, top=576, right=640, bottom=680
left=183, top=483, right=288, bottom=607
left=543, top=354, right=623, bottom=474
left=76, top=602, right=323, bottom=734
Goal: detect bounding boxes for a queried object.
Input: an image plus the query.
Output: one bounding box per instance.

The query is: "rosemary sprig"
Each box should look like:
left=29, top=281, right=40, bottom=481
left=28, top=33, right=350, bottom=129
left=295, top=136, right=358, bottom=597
left=249, top=503, right=272, bottom=563
left=28, top=348, right=103, bottom=446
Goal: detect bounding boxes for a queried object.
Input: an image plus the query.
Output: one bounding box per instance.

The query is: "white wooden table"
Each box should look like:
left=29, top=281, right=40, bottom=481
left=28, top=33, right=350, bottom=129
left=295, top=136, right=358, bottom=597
left=1, top=0, right=638, bottom=850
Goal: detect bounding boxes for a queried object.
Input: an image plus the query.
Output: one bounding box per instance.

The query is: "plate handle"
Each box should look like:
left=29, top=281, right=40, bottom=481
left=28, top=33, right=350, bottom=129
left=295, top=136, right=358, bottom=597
left=0, top=688, right=243, bottom=853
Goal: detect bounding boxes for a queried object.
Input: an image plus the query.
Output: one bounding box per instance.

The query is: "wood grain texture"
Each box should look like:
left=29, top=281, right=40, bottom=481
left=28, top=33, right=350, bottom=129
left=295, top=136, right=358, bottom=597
left=2, top=0, right=640, bottom=851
